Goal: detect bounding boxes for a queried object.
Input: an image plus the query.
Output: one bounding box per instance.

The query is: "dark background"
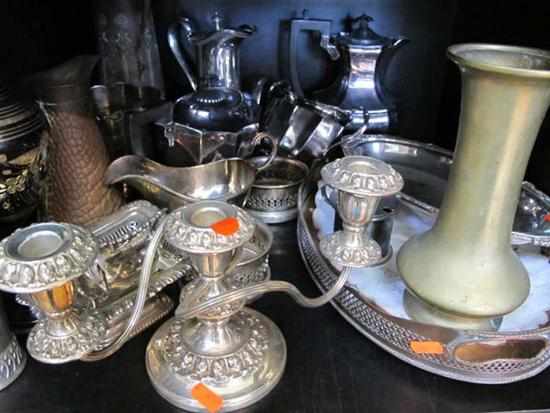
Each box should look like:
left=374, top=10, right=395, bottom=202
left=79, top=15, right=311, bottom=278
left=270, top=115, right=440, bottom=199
left=0, top=0, right=549, bottom=188
left=1, top=3, right=550, bottom=412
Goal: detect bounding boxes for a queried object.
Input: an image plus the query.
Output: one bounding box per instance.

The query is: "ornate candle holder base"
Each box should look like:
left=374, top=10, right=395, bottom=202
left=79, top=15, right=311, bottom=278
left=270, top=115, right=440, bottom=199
left=403, top=291, right=501, bottom=331
left=0, top=335, right=26, bottom=390
left=320, top=231, right=382, bottom=268
left=146, top=308, right=286, bottom=412
left=26, top=311, right=103, bottom=364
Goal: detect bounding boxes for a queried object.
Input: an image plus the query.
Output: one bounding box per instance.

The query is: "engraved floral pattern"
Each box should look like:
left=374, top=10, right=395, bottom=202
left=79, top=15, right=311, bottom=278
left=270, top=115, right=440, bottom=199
left=321, top=156, right=403, bottom=197
left=0, top=224, right=98, bottom=293
left=0, top=335, right=25, bottom=385
left=164, top=207, right=255, bottom=254
left=27, top=317, right=101, bottom=363
left=320, top=232, right=382, bottom=268
left=162, top=312, right=269, bottom=384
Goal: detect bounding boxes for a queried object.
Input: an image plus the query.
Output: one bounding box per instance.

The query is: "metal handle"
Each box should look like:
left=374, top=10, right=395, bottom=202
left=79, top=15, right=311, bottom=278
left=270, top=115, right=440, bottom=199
left=177, top=267, right=352, bottom=320
left=167, top=18, right=198, bottom=91
left=250, top=132, right=278, bottom=172
left=448, top=333, right=550, bottom=365
left=289, top=12, right=338, bottom=98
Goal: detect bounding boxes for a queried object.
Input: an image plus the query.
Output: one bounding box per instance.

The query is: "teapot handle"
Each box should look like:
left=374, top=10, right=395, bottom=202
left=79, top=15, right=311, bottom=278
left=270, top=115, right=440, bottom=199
left=167, top=17, right=198, bottom=91
left=249, top=132, right=278, bottom=172
left=289, top=13, right=339, bottom=98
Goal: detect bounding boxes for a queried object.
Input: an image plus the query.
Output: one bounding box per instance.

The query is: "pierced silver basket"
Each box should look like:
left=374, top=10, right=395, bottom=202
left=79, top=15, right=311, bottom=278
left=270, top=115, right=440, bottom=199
left=246, top=156, right=309, bottom=224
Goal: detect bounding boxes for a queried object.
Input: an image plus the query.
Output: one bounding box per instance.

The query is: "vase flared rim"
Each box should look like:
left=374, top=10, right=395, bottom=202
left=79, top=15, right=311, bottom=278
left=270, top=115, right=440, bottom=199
left=448, top=43, right=550, bottom=79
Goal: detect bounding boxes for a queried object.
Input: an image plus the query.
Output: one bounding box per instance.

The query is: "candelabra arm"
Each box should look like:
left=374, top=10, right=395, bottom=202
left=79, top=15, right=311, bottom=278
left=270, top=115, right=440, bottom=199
left=84, top=215, right=169, bottom=361
left=176, top=266, right=352, bottom=320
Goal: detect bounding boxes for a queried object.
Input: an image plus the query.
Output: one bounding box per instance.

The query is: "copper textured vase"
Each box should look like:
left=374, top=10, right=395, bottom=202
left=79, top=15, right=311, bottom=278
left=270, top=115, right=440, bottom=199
left=33, top=56, right=122, bottom=225
left=397, top=44, right=550, bottom=327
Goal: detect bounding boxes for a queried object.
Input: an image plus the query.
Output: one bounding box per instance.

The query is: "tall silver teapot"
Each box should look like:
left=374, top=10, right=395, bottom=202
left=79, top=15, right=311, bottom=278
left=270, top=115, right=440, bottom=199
left=167, top=13, right=258, bottom=132
left=289, top=13, right=408, bottom=131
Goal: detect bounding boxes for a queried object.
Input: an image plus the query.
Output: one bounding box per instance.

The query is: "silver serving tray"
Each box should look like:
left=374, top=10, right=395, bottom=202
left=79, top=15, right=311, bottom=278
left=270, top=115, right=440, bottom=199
left=298, top=166, right=550, bottom=384
left=342, top=135, right=550, bottom=246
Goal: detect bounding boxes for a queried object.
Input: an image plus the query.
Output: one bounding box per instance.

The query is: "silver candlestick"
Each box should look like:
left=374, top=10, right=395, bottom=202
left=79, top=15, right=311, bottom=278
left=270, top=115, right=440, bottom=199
left=146, top=201, right=286, bottom=412
left=320, top=156, right=404, bottom=268
left=0, top=223, right=101, bottom=363
left=0, top=202, right=185, bottom=364
left=142, top=156, right=402, bottom=411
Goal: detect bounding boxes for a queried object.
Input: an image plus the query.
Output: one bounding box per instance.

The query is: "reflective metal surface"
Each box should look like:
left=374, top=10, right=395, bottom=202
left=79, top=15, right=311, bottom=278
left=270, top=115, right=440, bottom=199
left=322, top=183, right=398, bottom=261
left=262, top=83, right=347, bottom=157
left=0, top=202, right=184, bottom=363
left=298, top=164, right=550, bottom=383
left=246, top=156, right=309, bottom=224
left=105, top=150, right=276, bottom=210
left=319, top=156, right=403, bottom=268
left=159, top=121, right=261, bottom=166
left=289, top=12, right=407, bottom=131
left=0, top=296, right=25, bottom=390
left=146, top=201, right=286, bottom=411
left=395, top=44, right=550, bottom=326
left=34, top=56, right=123, bottom=225
left=168, top=13, right=258, bottom=133
left=342, top=134, right=550, bottom=247
left=90, top=82, right=166, bottom=159
left=0, top=223, right=100, bottom=363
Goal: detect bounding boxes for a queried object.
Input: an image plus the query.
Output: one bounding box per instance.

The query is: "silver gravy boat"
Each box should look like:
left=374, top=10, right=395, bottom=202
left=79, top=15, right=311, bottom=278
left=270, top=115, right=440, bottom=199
left=105, top=138, right=276, bottom=210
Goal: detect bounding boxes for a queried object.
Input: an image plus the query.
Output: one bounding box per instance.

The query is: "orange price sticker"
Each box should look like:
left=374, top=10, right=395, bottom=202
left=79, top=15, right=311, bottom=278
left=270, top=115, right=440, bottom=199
left=410, top=340, right=445, bottom=355
left=211, top=217, right=240, bottom=236
left=191, top=383, right=223, bottom=413
left=544, top=214, right=550, bottom=222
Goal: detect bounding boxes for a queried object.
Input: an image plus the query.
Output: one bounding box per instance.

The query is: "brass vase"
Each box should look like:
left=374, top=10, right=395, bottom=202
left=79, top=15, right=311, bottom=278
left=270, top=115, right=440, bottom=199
left=397, top=44, right=550, bottom=327
left=32, top=56, right=122, bottom=225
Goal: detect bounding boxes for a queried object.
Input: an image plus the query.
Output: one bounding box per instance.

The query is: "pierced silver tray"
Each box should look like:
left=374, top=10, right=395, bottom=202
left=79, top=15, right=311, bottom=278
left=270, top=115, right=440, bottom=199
left=298, top=168, right=550, bottom=384
left=342, top=135, right=550, bottom=247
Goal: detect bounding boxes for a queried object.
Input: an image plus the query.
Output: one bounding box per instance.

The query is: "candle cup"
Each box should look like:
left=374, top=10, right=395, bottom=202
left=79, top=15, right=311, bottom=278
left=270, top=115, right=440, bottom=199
left=319, top=156, right=403, bottom=268
left=0, top=223, right=101, bottom=363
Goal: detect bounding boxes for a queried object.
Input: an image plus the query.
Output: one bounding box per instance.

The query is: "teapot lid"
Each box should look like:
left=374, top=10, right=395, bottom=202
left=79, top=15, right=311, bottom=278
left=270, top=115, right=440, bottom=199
left=337, top=15, right=395, bottom=47
left=191, top=13, right=255, bottom=44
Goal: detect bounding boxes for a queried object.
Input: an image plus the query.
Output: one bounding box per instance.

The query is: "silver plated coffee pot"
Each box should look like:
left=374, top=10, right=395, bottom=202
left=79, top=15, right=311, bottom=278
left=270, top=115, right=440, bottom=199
left=289, top=12, right=408, bottom=131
